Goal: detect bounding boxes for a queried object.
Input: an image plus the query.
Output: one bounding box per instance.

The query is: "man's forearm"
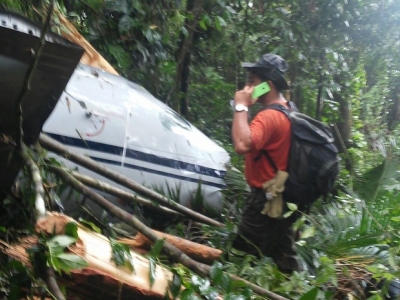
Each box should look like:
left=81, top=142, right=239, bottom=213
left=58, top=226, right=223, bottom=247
left=232, top=111, right=251, bottom=154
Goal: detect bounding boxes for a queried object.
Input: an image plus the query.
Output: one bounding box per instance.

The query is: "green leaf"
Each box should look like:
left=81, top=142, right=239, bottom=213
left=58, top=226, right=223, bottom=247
left=169, top=273, right=182, bottom=298
left=64, top=222, right=78, bottom=239
left=366, top=264, right=389, bottom=275
left=299, top=287, right=319, bottom=300
left=287, top=202, right=298, bottom=211
left=181, top=289, right=200, bottom=300
left=54, top=253, right=88, bottom=274
left=149, top=239, right=164, bottom=257
left=391, top=216, right=400, bottom=222
left=316, top=257, right=337, bottom=286
left=366, top=294, right=383, bottom=300
left=220, top=273, right=233, bottom=293
left=199, top=19, right=207, bottom=30
left=210, top=262, right=223, bottom=284
left=47, top=235, right=76, bottom=254
left=110, top=239, right=134, bottom=272
left=106, top=43, right=130, bottom=68
left=283, top=210, right=294, bottom=218
left=217, top=16, right=227, bottom=27
left=144, top=28, right=155, bottom=43
left=149, top=257, right=156, bottom=287
left=300, top=226, right=316, bottom=239
left=180, top=23, right=192, bottom=42
left=226, top=6, right=237, bottom=14
left=214, top=16, right=221, bottom=31
left=79, top=218, right=101, bottom=233
left=118, top=15, right=135, bottom=34
left=132, top=1, right=145, bottom=15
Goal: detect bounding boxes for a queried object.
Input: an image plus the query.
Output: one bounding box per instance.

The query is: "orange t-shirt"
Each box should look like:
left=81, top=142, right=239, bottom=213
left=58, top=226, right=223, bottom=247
left=244, top=109, right=291, bottom=188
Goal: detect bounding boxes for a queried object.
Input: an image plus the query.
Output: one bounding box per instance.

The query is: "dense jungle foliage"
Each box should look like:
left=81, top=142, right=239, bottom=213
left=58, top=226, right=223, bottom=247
left=1, top=0, right=400, bottom=299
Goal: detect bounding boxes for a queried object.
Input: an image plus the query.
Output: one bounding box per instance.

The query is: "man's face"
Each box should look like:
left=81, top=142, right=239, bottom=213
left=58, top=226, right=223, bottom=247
left=247, top=72, right=262, bottom=87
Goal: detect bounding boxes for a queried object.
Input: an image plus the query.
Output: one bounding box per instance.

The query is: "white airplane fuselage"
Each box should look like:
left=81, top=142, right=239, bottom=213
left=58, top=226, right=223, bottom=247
left=43, top=64, right=230, bottom=218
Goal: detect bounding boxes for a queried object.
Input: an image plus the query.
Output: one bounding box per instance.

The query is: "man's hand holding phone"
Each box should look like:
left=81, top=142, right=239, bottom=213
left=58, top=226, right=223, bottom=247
left=234, top=85, right=255, bottom=108
left=252, top=82, right=271, bottom=99
left=234, top=82, right=271, bottom=109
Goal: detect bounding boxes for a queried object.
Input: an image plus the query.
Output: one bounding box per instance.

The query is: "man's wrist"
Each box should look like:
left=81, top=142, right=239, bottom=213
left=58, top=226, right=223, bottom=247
left=235, top=104, right=248, bottom=112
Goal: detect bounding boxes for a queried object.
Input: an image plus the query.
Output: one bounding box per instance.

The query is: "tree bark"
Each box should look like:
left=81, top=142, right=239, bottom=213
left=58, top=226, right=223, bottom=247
left=332, top=88, right=353, bottom=171
left=316, top=83, right=323, bottom=121
left=166, top=0, right=204, bottom=115
left=335, top=99, right=351, bottom=148
left=388, top=83, right=400, bottom=130
left=120, top=230, right=223, bottom=265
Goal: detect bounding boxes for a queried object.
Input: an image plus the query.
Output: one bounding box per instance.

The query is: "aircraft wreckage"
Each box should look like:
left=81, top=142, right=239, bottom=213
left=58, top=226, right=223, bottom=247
left=0, top=10, right=230, bottom=220
left=0, top=10, right=232, bottom=299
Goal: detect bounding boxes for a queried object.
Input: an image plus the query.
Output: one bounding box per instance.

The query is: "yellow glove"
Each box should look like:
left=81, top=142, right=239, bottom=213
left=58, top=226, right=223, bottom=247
left=261, top=171, right=289, bottom=218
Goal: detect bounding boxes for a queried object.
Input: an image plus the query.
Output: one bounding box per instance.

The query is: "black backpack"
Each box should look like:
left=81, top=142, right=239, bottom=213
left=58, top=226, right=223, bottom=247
left=257, top=102, right=340, bottom=207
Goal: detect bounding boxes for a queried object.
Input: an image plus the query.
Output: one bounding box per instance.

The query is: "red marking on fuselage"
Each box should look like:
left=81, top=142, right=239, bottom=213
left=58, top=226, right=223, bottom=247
left=86, top=119, right=106, bottom=137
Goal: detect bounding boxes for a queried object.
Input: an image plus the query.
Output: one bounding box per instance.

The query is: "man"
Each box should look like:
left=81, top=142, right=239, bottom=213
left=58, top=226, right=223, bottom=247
left=231, top=53, right=300, bottom=274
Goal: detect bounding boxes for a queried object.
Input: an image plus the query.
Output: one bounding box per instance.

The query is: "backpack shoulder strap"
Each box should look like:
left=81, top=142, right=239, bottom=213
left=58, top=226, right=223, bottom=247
left=259, top=101, right=298, bottom=116
left=254, top=149, right=278, bottom=172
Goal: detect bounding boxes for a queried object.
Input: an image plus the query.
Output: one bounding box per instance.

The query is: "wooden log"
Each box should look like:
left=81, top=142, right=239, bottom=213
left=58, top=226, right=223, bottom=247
left=119, top=231, right=223, bottom=265
left=54, top=11, right=119, bottom=75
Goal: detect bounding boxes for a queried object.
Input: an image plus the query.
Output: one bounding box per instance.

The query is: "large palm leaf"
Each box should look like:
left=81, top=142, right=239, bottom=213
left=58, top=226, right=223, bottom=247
left=296, top=139, right=400, bottom=291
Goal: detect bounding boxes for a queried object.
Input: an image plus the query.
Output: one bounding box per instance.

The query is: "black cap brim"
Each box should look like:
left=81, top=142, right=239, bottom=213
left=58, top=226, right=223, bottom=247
left=241, top=62, right=258, bottom=68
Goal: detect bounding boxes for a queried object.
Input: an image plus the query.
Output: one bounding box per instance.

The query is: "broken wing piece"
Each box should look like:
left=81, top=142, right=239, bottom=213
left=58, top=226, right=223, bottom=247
left=0, top=10, right=84, bottom=199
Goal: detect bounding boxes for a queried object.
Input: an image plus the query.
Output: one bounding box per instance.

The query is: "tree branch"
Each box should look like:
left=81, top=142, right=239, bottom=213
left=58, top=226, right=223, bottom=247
left=14, top=0, right=55, bottom=151
left=70, top=170, right=183, bottom=219
left=49, top=166, right=288, bottom=300
left=21, top=147, right=46, bottom=219
left=45, top=267, right=66, bottom=300
left=38, top=133, right=223, bottom=227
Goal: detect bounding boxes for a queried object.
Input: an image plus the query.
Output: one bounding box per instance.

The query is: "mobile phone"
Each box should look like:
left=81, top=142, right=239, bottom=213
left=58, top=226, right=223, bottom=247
left=252, top=82, right=271, bottom=99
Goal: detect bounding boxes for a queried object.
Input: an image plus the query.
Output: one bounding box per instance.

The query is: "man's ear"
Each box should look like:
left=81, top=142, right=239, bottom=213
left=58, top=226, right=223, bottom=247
left=267, top=80, right=275, bottom=90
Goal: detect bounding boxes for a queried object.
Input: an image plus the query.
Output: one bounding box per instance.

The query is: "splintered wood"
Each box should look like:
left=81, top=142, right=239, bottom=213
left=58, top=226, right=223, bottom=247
left=55, top=11, right=119, bottom=76
left=3, top=213, right=173, bottom=299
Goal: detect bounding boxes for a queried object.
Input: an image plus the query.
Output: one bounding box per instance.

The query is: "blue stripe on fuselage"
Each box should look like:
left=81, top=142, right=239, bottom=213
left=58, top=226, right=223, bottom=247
left=44, top=133, right=227, bottom=189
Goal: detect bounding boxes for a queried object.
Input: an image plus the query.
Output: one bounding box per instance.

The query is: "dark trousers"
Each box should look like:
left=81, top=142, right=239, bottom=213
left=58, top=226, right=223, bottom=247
left=232, top=188, right=301, bottom=274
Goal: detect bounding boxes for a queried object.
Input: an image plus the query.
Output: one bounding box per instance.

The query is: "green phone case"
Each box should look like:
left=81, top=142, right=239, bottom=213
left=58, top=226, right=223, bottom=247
left=252, top=82, right=271, bottom=99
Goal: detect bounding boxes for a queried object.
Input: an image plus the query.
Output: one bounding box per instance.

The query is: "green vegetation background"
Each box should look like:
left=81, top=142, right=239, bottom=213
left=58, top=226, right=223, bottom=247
left=1, top=1, right=400, bottom=299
